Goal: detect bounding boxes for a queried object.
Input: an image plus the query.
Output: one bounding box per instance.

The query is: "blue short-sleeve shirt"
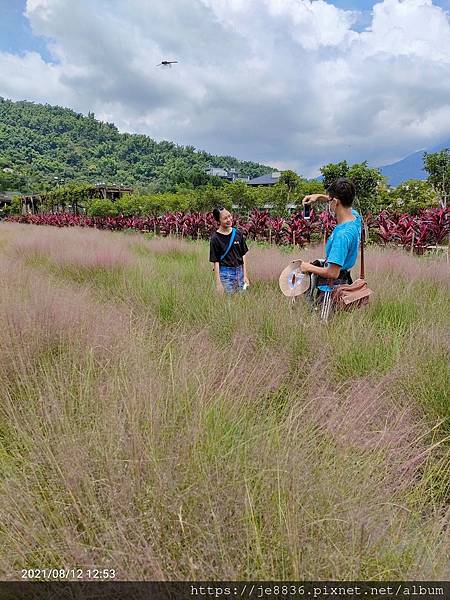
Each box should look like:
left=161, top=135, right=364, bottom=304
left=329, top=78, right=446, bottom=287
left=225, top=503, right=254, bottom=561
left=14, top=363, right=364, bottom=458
left=318, top=209, right=362, bottom=292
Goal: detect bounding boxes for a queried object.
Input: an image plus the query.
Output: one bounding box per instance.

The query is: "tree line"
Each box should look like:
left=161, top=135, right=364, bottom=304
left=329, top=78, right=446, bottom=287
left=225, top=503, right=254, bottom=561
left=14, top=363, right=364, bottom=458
left=3, top=161, right=445, bottom=218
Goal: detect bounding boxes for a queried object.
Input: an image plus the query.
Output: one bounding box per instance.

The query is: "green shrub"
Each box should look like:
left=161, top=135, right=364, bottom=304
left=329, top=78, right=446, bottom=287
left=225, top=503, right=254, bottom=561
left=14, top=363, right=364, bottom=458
left=115, top=193, right=142, bottom=216
left=384, top=180, right=439, bottom=213
left=86, top=199, right=118, bottom=217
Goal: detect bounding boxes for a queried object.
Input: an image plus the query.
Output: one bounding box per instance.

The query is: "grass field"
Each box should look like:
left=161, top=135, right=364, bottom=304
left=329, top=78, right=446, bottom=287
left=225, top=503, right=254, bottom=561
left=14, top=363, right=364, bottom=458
left=0, top=222, right=448, bottom=580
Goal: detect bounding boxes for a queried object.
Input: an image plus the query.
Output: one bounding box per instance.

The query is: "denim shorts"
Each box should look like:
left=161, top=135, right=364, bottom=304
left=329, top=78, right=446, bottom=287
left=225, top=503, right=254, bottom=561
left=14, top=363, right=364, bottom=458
left=219, top=265, right=244, bottom=294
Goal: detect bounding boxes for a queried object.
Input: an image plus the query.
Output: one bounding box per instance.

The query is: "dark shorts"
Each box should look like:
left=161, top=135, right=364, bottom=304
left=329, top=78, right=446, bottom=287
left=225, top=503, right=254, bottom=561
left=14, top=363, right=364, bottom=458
left=219, top=265, right=244, bottom=294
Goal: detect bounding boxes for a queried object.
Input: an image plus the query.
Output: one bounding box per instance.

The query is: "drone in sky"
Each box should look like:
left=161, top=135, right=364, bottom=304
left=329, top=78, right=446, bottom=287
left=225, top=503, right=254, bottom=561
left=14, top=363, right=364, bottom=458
left=156, top=60, right=178, bottom=68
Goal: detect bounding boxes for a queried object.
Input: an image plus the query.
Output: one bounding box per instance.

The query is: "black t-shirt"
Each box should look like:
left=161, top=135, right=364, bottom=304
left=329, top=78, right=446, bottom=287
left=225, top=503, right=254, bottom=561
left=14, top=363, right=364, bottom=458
left=209, top=228, right=249, bottom=267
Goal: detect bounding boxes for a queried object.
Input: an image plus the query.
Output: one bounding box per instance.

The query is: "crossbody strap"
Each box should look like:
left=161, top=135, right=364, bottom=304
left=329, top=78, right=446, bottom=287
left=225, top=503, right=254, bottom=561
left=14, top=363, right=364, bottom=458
left=219, top=227, right=237, bottom=261
left=360, top=222, right=365, bottom=280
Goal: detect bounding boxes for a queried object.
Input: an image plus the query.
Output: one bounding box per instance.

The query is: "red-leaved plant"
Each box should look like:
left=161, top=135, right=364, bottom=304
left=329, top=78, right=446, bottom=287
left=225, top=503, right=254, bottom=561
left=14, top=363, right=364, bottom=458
left=6, top=207, right=449, bottom=253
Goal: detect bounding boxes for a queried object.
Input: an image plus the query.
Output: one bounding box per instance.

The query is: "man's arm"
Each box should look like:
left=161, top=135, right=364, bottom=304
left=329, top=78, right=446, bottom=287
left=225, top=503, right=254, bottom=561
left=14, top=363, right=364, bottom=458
left=300, top=261, right=341, bottom=279
left=300, top=229, right=350, bottom=280
left=303, top=193, right=330, bottom=206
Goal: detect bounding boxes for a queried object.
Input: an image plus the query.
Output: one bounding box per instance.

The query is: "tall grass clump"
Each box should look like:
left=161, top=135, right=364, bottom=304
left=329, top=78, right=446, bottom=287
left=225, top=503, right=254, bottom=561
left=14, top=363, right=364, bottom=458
left=0, top=222, right=448, bottom=580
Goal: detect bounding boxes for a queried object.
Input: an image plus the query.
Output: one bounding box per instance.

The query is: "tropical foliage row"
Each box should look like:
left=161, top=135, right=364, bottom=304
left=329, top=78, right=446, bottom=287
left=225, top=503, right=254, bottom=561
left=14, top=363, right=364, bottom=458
left=7, top=207, right=449, bottom=252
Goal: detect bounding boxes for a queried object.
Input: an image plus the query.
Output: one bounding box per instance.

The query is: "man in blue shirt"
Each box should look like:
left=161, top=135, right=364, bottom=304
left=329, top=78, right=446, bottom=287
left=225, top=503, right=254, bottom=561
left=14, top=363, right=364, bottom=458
left=299, top=178, right=362, bottom=298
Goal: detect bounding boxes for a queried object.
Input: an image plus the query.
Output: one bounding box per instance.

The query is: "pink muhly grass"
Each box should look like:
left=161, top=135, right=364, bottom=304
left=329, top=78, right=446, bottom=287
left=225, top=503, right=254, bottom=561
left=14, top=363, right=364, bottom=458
left=158, top=328, right=288, bottom=410
left=138, top=235, right=196, bottom=255
left=0, top=222, right=448, bottom=579
left=188, top=330, right=289, bottom=402
left=0, top=257, right=132, bottom=370
left=244, top=240, right=448, bottom=287
left=312, top=376, right=422, bottom=451
left=287, top=365, right=446, bottom=498
left=9, top=224, right=134, bottom=269
left=247, top=244, right=323, bottom=282
left=365, top=246, right=449, bottom=286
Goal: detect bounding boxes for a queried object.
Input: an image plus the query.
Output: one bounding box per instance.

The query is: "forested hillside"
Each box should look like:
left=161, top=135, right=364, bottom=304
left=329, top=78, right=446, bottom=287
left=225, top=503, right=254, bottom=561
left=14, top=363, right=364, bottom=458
left=0, top=98, right=274, bottom=192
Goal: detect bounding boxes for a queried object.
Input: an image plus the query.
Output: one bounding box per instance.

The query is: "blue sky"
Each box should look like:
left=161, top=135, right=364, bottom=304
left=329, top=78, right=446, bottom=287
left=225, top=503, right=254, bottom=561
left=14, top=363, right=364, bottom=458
left=0, top=0, right=51, bottom=60
left=1, top=0, right=450, bottom=175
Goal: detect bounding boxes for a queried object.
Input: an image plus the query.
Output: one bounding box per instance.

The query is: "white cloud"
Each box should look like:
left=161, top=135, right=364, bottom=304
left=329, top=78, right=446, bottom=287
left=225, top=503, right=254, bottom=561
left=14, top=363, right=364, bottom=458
left=0, top=51, right=70, bottom=105
left=265, top=0, right=358, bottom=50
left=0, top=0, right=449, bottom=176
left=361, top=0, right=450, bottom=61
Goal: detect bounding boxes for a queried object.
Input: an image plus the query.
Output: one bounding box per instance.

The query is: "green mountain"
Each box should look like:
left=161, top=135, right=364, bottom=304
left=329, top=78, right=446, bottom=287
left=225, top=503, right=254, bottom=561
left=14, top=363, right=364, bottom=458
left=0, top=97, right=274, bottom=192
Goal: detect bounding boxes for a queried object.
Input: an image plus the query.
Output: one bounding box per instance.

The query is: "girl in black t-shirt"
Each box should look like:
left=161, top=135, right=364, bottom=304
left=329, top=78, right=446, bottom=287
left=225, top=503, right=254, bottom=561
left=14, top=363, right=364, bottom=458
left=209, top=207, right=249, bottom=294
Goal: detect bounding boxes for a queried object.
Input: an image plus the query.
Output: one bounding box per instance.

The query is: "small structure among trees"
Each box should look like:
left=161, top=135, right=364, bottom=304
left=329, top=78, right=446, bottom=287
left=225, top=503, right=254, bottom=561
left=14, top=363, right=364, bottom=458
left=0, top=192, right=14, bottom=211
left=20, top=184, right=134, bottom=215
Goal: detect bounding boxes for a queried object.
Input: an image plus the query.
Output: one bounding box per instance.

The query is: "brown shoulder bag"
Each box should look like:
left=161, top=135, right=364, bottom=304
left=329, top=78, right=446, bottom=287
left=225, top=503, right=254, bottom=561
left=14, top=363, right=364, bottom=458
left=331, top=225, right=373, bottom=310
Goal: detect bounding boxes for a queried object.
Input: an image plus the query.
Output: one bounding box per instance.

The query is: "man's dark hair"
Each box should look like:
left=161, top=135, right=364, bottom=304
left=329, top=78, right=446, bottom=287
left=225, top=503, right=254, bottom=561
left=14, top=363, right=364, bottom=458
left=327, top=178, right=356, bottom=207
left=212, top=206, right=225, bottom=222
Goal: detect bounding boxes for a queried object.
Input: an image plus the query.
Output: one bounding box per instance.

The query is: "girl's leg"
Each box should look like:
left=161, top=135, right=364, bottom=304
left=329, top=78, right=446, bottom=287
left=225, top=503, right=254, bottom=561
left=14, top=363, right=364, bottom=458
left=236, top=265, right=244, bottom=291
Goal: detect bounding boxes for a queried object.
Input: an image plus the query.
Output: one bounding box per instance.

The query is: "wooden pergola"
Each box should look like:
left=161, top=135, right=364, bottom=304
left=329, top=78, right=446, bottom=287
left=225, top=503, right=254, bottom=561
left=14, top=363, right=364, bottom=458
left=94, top=185, right=134, bottom=200
left=21, top=194, right=43, bottom=215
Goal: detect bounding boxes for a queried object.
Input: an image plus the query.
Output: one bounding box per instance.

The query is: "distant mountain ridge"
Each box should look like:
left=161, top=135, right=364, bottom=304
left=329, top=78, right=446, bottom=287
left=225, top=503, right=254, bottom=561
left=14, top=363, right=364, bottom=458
left=378, top=139, right=450, bottom=186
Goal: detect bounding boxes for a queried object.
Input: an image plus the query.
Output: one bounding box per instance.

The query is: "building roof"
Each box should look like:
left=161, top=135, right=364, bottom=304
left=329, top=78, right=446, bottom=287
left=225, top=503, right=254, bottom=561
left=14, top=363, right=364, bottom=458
left=247, top=173, right=280, bottom=185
